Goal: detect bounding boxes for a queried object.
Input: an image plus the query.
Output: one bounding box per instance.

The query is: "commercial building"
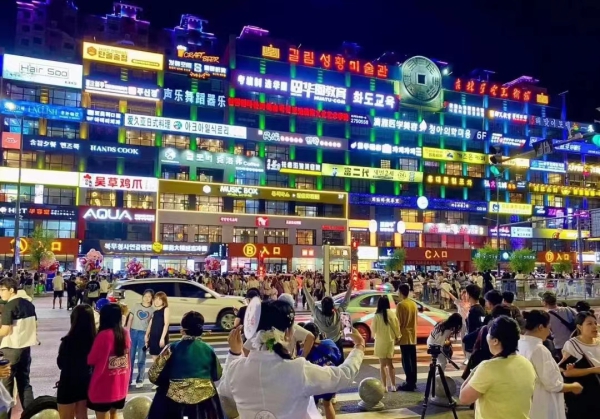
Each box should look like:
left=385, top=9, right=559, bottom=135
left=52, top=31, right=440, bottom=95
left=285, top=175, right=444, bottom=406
left=0, top=1, right=597, bottom=273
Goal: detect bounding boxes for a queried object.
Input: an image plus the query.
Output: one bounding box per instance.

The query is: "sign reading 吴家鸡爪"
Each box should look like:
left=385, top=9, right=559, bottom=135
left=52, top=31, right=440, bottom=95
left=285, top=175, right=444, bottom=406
left=2, top=54, right=83, bottom=89
left=488, top=202, right=532, bottom=216
left=250, top=129, right=347, bottom=150
left=321, top=164, right=423, bottom=183
left=0, top=100, right=83, bottom=123
left=162, top=89, right=226, bottom=108
left=266, top=159, right=321, bottom=175
left=0, top=203, right=77, bottom=220
left=79, top=173, right=158, bottom=192
left=350, top=142, right=422, bottom=157
left=124, top=114, right=247, bottom=139
left=83, top=42, right=164, bottom=71
left=84, top=79, right=161, bottom=101
left=81, top=207, right=155, bottom=223
left=159, top=148, right=264, bottom=173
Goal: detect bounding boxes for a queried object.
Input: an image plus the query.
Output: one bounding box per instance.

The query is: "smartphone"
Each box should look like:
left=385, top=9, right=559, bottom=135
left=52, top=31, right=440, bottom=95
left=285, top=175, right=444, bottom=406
left=341, top=312, right=352, bottom=336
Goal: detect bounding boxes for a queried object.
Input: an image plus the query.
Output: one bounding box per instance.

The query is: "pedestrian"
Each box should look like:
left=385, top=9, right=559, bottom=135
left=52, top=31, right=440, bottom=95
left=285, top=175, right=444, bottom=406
left=146, top=292, right=170, bottom=363
left=66, top=277, right=77, bottom=311
left=373, top=297, right=400, bottom=392
left=85, top=276, right=101, bottom=308
left=0, top=277, right=37, bottom=419
left=57, top=305, right=96, bottom=419
left=126, top=289, right=155, bottom=388
left=99, top=276, right=110, bottom=300
left=426, top=313, right=462, bottom=371
left=23, top=273, right=34, bottom=299
left=278, top=293, right=315, bottom=358
left=396, top=283, right=418, bottom=391
left=542, top=291, right=577, bottom=361
left=53, top=272, right=65, bottom=309
left=87, top=303, right=131, bottom=419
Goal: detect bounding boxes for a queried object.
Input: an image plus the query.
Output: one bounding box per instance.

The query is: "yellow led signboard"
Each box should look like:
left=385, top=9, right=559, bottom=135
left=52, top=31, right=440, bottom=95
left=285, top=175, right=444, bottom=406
left=488, top=202, right=532, bottom=216
left=530, top=183, right=600, bottom=197
left=83, top=42, right=164, bottom=71
left=422, top=148, right=487, bottom=165
left=426, top=175, right=473, bottom=188
left=321, top=164, right=423, bottom=183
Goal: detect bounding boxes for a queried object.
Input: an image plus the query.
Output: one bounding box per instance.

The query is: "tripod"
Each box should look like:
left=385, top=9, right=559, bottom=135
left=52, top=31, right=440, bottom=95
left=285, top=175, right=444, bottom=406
left=420, top=349, right=459, bottom=419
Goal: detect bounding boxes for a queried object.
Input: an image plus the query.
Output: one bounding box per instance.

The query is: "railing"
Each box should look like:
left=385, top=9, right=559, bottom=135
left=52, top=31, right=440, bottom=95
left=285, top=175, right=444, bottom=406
left=494, top=279, right=600, bottom=302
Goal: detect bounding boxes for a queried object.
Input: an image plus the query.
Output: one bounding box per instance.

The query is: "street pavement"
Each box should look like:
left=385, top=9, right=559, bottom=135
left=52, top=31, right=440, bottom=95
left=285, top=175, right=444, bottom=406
left=27, top=294, right=475, bottom=418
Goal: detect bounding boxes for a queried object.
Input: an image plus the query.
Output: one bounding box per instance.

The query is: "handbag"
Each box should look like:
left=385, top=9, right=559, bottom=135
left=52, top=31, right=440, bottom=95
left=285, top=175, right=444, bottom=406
left=559, top=339, right=600, bottom=419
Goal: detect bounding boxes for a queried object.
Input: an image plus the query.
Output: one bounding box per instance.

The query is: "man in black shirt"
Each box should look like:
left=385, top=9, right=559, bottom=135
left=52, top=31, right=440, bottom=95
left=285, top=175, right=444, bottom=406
left=465, top=284, right=485, bottom=334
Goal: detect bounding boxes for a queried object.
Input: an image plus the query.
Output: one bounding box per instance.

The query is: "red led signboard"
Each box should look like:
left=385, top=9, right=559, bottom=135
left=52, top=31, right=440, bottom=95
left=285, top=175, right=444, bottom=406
left=453, top=79, right=535, bottom=103
left=227, top=98, right=350, bottom=122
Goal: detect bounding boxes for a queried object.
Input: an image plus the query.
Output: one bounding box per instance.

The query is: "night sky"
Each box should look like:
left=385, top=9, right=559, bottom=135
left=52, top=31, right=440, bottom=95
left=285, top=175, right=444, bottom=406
left=1, top=0, right=599, bottom=121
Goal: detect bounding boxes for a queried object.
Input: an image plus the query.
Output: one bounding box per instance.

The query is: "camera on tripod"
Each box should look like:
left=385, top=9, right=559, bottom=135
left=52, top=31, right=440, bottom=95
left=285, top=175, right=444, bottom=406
left=427, top=344, right=442, bottom=356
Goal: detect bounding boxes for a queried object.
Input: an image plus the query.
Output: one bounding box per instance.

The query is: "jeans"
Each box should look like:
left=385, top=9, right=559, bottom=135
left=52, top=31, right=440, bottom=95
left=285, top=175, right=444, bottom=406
left=129, top=329, right=147, bottom=384
left=400, top=345, right=417, bottom=388
left=0, top=347, right=33, bottom=419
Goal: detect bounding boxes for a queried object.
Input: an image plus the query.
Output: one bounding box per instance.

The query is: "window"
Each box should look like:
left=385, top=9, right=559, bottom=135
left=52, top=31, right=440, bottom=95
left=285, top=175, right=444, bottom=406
left=233, top=199, right=259, bottom=214
left=380, top=159, right=391, bottom=169
left=265, top=145, right=289, bottom=160
left=0, top=219, right=34, bottom=238
left=296, top=205, right=317, bottom=217
left=3, top=151, right=36, bottom=168
left=529, top=171, right=544, bottom=183
left=197, top=139, right=224, bottom=152
left=162, top=166, right=189, bottom=180
left=234, top=171, right=260, bottom=186
left=377, top=232, right=393, bottom=247
left=163, top=134, right=190, bottom=149
left=530, top=194, right=544, bottom=206
left=85, top=190, right=116, bottom=207
left=46, top=121, right=80, bottom=139
left=445, top=211, right=466, bottom=224
left=399, top=158, right=418, bottom=171
left=323, top=204, right=343, bottom=218
left=42, top=220, right=76, bottom=238
left=192, top=225, right=222, bottom=243
left=359, top=295, right=382, bottom=308
left=509, top=193, right=524, bottom=203
left=126, top=224, right=152, bottom=241
left=44, top=188, right=75, bottom=206
left=400, top=210, right=419, bottom=222
left=125, top=130, right=155, bottom=146
left=4, top=118, right=39, bottom=135
left=265, top=173, right=288, bottom=188
left=234, top=141, right=258, bottom=157
left=423, top=234, right=442, bottom=248
left=296, top=229, right=316, bottom=245
left=264, top=228, right=288, bottom=244
left=322, top=230, right=344, bottom=245
left=549, top=195, right=564, bottom=207
left=548, top=174, right=563, bottom=185
left=44, top=154, right=77, bottom=171
left=265, top=201, right=288, bottom=215
left=161, top=224, right=188, bottom=242
left=446, top=235, right=465, bottom=249
left=196, top=196, right=223, bottom=212
left=124, top=192, right=155, bottom=209
left=422, top=211, right=435, bottom=223
left=402, top=233, right=419, bottom=248
left=160, top=194, right=188, bottom=210
left=350, top=179, right=370, bottom=193
left=532, top=239, right=545, bottom=252
left=49, top=89, right=81, bottom=107
left=296, top=176, right=316, bottom=190
left=424, top=161, right=440, bottom=174
left=467, top=164, right=484, bottom=178
left=234, top=227, right=257, bottom=243
left=322, top=176, right=344, bottom=191
left=351, top=230, right=370, bottom=245
left=445, top=162, right=462, bottom=176
left=178, top=283, right=207, bottom=299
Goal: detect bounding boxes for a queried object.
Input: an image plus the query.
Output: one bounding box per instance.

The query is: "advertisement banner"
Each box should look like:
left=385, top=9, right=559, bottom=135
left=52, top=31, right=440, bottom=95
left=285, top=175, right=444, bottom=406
left=533, top=229, right=590, bottom=241
left=423, top=148, right=486, bottom=164
left=83, top=42, right=164, bottom=71
left=1, top=132, right=21, bottom=150
left=350, top=141, right=421, bottom=157
left=373, top=117, right=480, bottom=141
left=124, top=114, right=247, bottom=139
left=0, top=100, right=83, bottom=123
left=85, top=109, right=123, bottom=127
left=426, top=174, right=474, bottom=188
left=84, top=79, right=161, bottom=101
left=0, top=203, right=77, bottom=220
left=488, top=202, right=533, bottom=216
left=405, top=248, right=472, bottom=263
left=249, top=129, right=347, bottom=150
left=159, top=148, right=264, bottom=173
left=166, top=57, right=227, bottom=79
left=163, top=88, right=226, bottom=108
left=266, top=159, right=321, bottom=175
left=530, top=160, right=567, bottom=173
left=228, top=243, right=293, bottom=259
left=24, top=138, right=147, bottom=159
left=2, top=54, right=83, bottom=89
left=80, top=207, right=155, bottom=223
left=79, top=173, right=159, bottom=192
left=0, top=238, right=78, bottom=255
left=321, top=164, right=423, bottom=182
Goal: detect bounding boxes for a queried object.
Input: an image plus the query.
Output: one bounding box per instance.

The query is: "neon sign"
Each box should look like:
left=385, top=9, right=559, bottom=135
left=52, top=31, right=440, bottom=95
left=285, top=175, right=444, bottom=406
left=83, top=208, right=155, bottom=222
left=426, top=175, right=474, bottom=188
left=350, top=142, right=422, bottom=157
left=228, top=98, right=349, bottom=122
left=233, top=72, right=290, bottom=93
left=351, top=90, right=397, bottom=110
left=446, top=103, right=484, bottom=117
left=373, top=117, right=479, bottom=140
left=253, top=129, right=346, bottom=149
left=286, top=47, right=389, bottom=79
left=84, top=79, right=161, bottom=101
left=453, top=79, right=533, bottom=102
left=167, top=59, right=227, bottom=79
left=488, top=110, right=527, bottom=123
left=163, top=89, right=226, bottom=108
left=290, top=80, right=347, bottom=104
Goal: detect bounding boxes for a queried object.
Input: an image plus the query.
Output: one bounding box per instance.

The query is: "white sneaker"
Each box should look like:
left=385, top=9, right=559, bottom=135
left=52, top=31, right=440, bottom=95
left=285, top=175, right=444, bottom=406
left=135, top=382, right=144, bottom=389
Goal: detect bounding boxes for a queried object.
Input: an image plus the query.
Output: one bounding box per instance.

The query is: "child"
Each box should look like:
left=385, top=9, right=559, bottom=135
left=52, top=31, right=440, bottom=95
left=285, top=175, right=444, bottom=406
left=301, top=323, right=342, bottom=419
left=426, top=313, right=463, bottom=371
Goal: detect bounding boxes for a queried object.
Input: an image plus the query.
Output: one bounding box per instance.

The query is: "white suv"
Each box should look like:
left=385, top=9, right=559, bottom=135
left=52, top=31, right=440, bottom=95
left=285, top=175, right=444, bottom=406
left=111, top=278, right=245, bottom=331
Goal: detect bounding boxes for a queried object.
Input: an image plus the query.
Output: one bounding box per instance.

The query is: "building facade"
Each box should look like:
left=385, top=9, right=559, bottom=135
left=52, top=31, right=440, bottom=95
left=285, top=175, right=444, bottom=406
left=1, top=1, right=597, bottom=272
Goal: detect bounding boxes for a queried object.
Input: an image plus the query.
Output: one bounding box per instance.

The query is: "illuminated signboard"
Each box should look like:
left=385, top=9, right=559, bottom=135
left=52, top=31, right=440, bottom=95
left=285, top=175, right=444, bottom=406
left=250, top=129, right=347, bottom=149
left=82, top=208, right=155, bottom=223
left=530, top=160, right=566, bottom=173
left=350, top=142, right=422, bottom=157
left=101, top=241, right=208, bottom=254
left=350, top=90, right=397, bottom=110
left=159, top=148, right=264, bottom=173
left=163, top=89, right=226, bottom=108
left=350, top=194, right=417, bottom=208
left=502, top=158, right=530, bottom=169
left=430, top=199, right=487, bottom=213
left=83, top=42, right=164, bottom=71
left=423, top=223, right=485, bottom=236
left=84, top=79, right=161, bottom=101
left=568, top=163, right=600, bottom=175
left=0, top=203, right=77, bottom=220
left=261, top=45, right=280, bottom=60
left=528, top=116, right=587, bottom=131
left=453, top=78, right=533, bottom=102
left=483, top=179, right=527, bottom=191
left=350, top=114, right=370, bottom=126
left=197, top=183, right=345, bottom=205
left=2, top=54, right=83, bottom=89
left=167, top=58, right=227, bottom=79
left=79, top=173, right=159, bottom=192
left=233, top=72, right=290, bottom=93
left=489, top=133, right=526, bottom=148
left=227, top=98, right=349, bottom=122
left=533, top=206, right=569, bottom=218
left=321, top=164, right=423, bottom=182
left=530, top=183, right=600, bottom=197
left=266, top=159, right=321, bottom=175
left=0, top=100, right=83, bottom=123
left=373, top=117, right=480, bottom=140
left=85, top=109, right=122, bottom=126
left=176, top=49, right=220, bottom=62
left=426, top=175, right=474, bottom=188
left=422, top=148, right=487, bottom=164
left=553, top=141, right=600, bottom=157
left=446, top=103, right=484, bottom=118
left=489, top=202, right=533, bottom=216
left=488, top=110, right=528, bottom=123
left=24, top=139, right=142, bottom=158
left=511, top=227, right=533, bottom=238
left=25, top=138, right=81, bottom=152
left=124, top=114, right=247, bottom=139
left=290, top=80, right=347, bottom=105
left=489, top=226, right=510, bottom=238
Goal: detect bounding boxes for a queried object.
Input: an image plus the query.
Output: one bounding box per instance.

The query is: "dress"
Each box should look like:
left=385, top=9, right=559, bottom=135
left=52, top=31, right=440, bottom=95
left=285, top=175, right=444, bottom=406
left=372, top=310, right=400, bottom=358
left=147, top=336, right=224, bottom=419
left=149, top=308, right=169, bottom=356
left=56, top=335, right=92, bottom=404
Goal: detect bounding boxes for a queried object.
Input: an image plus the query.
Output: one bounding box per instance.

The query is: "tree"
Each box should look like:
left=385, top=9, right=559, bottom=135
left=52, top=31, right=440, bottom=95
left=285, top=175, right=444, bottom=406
left=29, top=226, right=55, bottom=270
left=593, top=265, right=600, bottom=275
left=509, top=249, right=536, bottom=275
left=385, top=249, right=406, bottom=273
left=472, top=245, right=498, bottom=272
left=553, top=260, right=573, bottom=274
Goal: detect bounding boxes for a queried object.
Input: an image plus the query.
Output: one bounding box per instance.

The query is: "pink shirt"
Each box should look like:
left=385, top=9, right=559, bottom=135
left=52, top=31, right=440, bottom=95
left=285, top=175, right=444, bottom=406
left=87, top=329, right=131, bottom=403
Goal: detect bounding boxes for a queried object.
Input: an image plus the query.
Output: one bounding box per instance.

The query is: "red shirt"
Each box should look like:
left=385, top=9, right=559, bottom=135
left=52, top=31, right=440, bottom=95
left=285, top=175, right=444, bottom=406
left=87, top=329, right=131, bottom=403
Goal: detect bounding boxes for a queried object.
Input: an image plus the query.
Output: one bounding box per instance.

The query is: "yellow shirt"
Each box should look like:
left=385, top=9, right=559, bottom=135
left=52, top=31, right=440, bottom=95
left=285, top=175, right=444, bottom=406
left=469, top=354, right=536, bottom=419
left=395, top=298, right=418, bottom=345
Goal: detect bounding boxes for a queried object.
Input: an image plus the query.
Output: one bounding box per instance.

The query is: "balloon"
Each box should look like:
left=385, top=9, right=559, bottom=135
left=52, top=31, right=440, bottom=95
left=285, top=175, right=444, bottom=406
left=126, top=258, right=143, bottom=276
left=204, top=256, right=221, bottom=271
left=82, top=249, right=103, bottom=274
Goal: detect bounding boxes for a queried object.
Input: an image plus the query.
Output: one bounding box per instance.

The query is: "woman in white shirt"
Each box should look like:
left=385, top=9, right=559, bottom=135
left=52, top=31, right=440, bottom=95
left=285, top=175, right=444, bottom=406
left=518, top=310, right=583, bottom=419
left=427, top=313, right=462, bottom=371
left=218, top=299, right=365, bottom=419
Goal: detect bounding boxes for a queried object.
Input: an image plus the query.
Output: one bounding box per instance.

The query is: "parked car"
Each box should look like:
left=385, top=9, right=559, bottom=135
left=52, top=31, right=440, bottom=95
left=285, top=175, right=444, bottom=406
left=319, top=290, right=449, bottom=342
left=110, top=278, right=246, bottom=331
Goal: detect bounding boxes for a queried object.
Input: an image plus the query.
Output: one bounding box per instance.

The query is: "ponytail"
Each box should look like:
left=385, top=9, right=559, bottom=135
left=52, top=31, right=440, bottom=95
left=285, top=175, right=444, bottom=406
left=272, top=342, right=293, bottom=360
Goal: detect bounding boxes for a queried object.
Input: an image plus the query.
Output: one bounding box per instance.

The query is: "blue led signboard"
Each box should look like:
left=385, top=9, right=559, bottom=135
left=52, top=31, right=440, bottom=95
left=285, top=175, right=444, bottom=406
left=0, top=100, right=83, bottom=122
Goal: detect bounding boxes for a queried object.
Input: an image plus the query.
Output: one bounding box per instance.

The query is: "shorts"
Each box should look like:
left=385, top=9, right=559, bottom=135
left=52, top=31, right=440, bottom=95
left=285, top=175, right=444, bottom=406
left=314, top=393, right=335, bottom=403
left=88, top=398, right=126, bottom=413
left=54, top=290, right=64, bottom=298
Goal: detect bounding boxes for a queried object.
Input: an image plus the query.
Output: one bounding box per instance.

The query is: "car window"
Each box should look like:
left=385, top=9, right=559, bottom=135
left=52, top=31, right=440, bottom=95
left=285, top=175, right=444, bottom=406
left=358, top=295, right=381, bottom=308
left=178, top=283, right=207, bottom=299
left=141, top=282, right=177, bottom=298
left=120, top=283, right=149, bottom=298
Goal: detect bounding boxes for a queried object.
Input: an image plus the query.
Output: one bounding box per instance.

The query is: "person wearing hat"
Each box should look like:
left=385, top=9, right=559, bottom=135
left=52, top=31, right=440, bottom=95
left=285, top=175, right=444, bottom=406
left=93, top=298, right=110, bottom=330
left=278, top=293, right=314, bottom=357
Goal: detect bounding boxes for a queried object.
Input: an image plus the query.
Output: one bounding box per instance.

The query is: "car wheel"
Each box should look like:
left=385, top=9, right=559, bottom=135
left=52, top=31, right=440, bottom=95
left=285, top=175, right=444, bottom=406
left=355, top=323, right=372, bottom=342
left=217, top=309, right=236, bottom=331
